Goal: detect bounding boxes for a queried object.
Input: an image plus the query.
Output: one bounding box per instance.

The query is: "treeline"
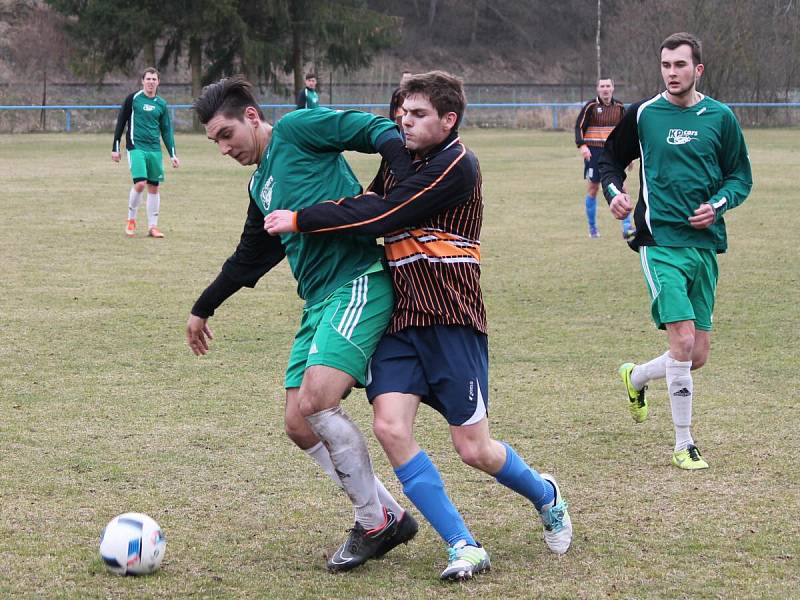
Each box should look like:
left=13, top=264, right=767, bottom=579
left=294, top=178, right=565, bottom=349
left=2, top=0, right=798, bottom=105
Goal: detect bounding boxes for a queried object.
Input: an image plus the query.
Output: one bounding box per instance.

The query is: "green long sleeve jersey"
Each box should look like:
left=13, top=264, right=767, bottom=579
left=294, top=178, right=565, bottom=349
left=248, top=108, right=397, bottom=305
left=600, top=92, right=752, bottom=253
left=112, top=91, right=176, bottom=156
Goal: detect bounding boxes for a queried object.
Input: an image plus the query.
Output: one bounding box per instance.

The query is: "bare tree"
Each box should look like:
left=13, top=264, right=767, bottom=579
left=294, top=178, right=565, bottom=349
left=596, top=0, right=602, bottom=79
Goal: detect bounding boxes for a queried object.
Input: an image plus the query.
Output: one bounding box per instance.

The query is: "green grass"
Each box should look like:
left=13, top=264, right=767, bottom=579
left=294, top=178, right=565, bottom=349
left=1, top=129, right=798, bottom=598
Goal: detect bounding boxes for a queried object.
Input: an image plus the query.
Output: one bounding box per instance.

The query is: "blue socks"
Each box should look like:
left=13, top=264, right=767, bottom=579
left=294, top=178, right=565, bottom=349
left=585, top=195, right=597, bottom=232
left=494, top=442, right=554, bottom=511
left=395, top=451, right=476, bottom=547
left=622, top=213, right=633, bottom=233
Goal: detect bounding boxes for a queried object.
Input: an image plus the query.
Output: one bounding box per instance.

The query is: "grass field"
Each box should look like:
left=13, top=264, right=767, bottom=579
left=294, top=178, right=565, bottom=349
left=1, top=128, right=798, bottom=599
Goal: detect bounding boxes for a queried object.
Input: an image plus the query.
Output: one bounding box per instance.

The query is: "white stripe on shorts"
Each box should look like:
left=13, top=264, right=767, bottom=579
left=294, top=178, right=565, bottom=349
left=461, top=379, right=487, bottom=426
left=337, top=275, right=367, bottom=340
left=640, top=246, right=659, bottom=300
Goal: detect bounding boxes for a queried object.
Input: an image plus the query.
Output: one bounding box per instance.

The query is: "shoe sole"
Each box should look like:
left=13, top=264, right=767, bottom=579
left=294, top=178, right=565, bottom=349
left=672, top=456, right=709, bottom=470
left=441, top=565, right=490, bottom=581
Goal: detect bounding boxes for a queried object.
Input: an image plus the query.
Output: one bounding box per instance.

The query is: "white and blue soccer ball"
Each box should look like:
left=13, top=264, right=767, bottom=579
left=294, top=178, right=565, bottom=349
left=99, top=512, right=166, bottom=575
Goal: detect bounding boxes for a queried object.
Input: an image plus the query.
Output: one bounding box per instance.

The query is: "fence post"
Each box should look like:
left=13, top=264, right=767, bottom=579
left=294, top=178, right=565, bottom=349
left=551, top=106, right=558, bottom=129
left=65, top=109, right=71, bottom=132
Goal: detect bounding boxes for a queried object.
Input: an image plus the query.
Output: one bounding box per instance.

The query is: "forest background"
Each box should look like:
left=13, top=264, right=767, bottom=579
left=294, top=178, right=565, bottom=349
left=1, top=0, right=798, bottom=113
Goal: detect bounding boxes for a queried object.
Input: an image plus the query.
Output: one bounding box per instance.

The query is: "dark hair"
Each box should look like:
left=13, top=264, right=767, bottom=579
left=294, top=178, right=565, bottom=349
left=660, top=32, right=702, bottom=65
left=305, top=73, right=317, bottom=80
left=141, top=67, right=159, bottom=79
left=400, top=70, right=466, bottom=126
left=194, top=76, right=264, bottom=125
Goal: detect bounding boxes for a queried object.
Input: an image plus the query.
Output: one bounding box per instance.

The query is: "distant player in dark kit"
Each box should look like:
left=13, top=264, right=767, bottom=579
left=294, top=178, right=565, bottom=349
left=188, top=76, right=418, bottom=572
left=295, top=73, right=320, bottom=109
left=575, top=78, right=632, bottom=239
left=599, top=33, right=753, bottom=470
left=266, top=70, right=573, bottom=581
left=112, top=67, right=180, bottom=238
left=389, top=70, right=412, bottom=124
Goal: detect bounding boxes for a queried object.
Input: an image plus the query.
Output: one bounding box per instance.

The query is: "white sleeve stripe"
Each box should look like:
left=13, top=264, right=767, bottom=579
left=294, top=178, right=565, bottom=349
left=712, top=197, right=727, bottom=209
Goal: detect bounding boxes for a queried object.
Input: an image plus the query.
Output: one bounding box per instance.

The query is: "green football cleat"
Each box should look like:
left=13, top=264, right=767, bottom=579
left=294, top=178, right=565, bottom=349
left=439, top=541, right=490, bottom=581
left=672, top=444, right=709, bottom=470
left=619, top=362, right=648, bottom=423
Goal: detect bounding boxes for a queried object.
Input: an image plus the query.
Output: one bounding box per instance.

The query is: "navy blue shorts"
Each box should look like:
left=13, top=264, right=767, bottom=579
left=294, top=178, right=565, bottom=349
left=583, top=145, right=603, bottom=183
left=366, top=325, right=489, bottom=426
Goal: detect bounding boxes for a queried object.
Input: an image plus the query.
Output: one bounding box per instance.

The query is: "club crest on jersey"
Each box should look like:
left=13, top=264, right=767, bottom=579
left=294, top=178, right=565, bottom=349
left=143, top=104, right=155, bottom=112
left=667, top=129, right=698, bottom=145
left=260, top=176, right=275, bottom=212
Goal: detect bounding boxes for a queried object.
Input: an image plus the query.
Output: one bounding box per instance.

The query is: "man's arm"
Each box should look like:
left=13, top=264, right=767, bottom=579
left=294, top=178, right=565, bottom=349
left=188, top=197, right=285, bottom=356
left=295, top=89, right=306, bottom=109
left=266, top=147, right=475, bottom=236
left=708, top=109, right=753, bottom=218
left=192, top=197, right=285, bottom=319
left=159, top=101, right=178, bottom=165
left=283, top=108, right=413, bottom=181
left=599, top=103, right=642, bottom=203
left=574, top=100, right=593, bottom=147
left=111, top=94, right=133, bottom=158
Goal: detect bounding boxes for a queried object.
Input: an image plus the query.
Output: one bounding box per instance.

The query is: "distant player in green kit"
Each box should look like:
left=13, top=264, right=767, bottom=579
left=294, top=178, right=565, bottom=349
left=599, top=32, right=753, bottom=470
left=187, top=76, right=417, bottom=571
left=112, top=67, right=180, bottom=238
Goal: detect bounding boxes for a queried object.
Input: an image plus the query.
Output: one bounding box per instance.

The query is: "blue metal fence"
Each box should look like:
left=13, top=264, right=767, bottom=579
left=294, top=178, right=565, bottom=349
left=1, top=102, right=799, bottom=132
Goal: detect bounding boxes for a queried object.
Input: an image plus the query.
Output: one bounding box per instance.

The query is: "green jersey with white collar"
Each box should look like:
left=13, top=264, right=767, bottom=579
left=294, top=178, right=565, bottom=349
left=249, top=107, right=397, bottom=305
left=112, top=90, right=176, bottom=157
left=600, top=92, right=752, bottom=253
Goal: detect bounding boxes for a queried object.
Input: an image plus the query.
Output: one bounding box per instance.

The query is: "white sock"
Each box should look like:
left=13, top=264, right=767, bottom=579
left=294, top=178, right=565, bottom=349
left=305, top=441, right=404, bottom=521
left=128, top=187, right=143, bottom=220
left=305, top=406, right=384, bottom=529
left=631, top=351, right=670, bottom=390
left=666, top=357, right=694, bottom=452
left=146, top=192, right=160, bottom=228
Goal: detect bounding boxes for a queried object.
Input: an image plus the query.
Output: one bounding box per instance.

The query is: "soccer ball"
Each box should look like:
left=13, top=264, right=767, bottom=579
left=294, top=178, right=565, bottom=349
left=99, top=512, right=166, bottom=575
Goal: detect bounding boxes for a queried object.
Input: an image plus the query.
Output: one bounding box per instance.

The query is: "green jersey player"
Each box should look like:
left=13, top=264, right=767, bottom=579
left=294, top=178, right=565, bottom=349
left=295, top=73, right=320, bottom=109
left=600, top=32, right=753, bottom=470
left=112, top=67, right=180, bottom=238
left=187, top=76, right=418, bottom=571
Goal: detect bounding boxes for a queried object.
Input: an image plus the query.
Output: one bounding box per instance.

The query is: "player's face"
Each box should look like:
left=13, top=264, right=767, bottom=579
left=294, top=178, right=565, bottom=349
left=401, top=94, right=457, bottom=156
left=597, top=79, right=614, bottom=103
left=205, top=110, right=262, bottom=166
left=141, top=73, right=159, bottom=97
left=306, top=77, right=317, bottom=90
left=661, top=44, right=704, bottom=99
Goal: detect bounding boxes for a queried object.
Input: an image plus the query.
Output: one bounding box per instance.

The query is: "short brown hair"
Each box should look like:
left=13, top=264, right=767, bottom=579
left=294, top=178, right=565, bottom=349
left=400, top=70, right=466, bottom=126
left=305, top=73, right=317, bottom=80
left=193, top=75, right=264, bottom=125
left=141, top=67, right=159, bottom=79
left=660, top=32, right=702, bottom=65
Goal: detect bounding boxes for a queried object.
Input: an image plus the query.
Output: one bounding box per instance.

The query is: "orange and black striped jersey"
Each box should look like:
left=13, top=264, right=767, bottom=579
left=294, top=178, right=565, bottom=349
left=294, top=132, right=487, bottom=334
left=575, top=97, right=625, bottom=148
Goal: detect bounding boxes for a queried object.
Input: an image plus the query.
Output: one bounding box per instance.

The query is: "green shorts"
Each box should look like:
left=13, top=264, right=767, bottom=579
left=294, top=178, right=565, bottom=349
left=639, top=245, right=718, bottom=331
left=284, top=268, right=394, bottom=388
left=127, top=149, right=164, bottom=184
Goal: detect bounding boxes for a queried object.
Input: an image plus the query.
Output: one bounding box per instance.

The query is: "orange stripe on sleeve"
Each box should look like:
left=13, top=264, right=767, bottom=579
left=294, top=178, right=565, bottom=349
left=305, top=146, right=468, bottom=233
